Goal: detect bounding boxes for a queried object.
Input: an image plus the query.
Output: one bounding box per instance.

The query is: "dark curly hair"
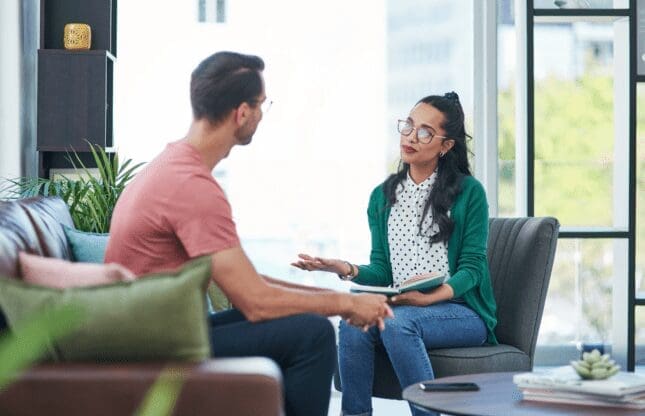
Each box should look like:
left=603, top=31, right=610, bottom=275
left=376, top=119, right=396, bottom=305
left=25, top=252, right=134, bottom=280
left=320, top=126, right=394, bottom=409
left=383, top=92, right=471, bottom=243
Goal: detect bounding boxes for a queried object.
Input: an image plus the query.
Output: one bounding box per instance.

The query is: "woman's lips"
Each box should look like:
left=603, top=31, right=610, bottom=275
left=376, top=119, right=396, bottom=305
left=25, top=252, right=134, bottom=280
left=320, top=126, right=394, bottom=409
left=401, top=145, right=417, bottom=154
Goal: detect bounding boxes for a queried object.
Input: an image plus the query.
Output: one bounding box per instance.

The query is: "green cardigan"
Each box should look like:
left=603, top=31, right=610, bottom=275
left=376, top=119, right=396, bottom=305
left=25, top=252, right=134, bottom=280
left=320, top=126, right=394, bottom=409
left=355, top=175, right=498, bottom=344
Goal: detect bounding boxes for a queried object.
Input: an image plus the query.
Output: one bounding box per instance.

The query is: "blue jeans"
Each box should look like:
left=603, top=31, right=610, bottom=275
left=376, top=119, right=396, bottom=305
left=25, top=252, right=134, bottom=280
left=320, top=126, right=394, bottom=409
left=338, top=301, right=487, bottom=416
left=208, top=309, right=336, bottom=416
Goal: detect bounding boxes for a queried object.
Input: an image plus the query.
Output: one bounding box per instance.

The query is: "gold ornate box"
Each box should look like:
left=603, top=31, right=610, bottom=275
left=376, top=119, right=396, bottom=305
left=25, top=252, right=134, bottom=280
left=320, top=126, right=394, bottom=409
left=64, top=23, right=92, bottom=50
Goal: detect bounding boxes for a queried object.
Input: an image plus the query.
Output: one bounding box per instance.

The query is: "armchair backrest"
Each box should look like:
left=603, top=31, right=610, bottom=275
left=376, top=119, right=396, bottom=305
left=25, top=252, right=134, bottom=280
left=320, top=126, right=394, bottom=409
left=487, top=217, right=559, bottom=365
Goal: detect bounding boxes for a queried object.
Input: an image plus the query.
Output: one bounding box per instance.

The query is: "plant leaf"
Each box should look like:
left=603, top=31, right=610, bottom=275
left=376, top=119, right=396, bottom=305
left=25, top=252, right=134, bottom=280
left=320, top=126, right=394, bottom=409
left=133, top=367, right=185, bottom=416
left=0, top=303, right=86, bottom=391
left=1, top=145, right=144, bottom=233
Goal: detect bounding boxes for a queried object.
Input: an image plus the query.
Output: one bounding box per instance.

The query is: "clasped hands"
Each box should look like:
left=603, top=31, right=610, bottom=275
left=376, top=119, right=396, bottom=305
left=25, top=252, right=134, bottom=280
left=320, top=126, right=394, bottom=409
left=344, top=293, right=394, bottom=332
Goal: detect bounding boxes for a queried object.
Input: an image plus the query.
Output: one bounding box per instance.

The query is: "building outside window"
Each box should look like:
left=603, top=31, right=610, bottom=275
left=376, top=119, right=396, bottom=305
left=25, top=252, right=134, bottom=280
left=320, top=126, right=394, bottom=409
left=198, top=0, right=226, bottom=23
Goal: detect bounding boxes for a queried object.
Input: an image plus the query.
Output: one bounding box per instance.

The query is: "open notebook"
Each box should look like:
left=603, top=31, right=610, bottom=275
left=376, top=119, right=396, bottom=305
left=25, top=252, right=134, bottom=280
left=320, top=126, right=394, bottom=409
left=350, top=272, right=448, bottom=296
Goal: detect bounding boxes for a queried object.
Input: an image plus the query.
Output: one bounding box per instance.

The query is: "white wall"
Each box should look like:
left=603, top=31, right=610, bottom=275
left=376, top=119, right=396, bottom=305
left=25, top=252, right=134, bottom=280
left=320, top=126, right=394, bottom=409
left=0, top=0, right=22, bottom=181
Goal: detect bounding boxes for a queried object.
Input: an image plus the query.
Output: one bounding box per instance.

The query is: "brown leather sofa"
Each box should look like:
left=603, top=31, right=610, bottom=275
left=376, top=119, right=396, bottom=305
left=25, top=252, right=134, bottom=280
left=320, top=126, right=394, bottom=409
left=0, top=196, right=284, bottom=416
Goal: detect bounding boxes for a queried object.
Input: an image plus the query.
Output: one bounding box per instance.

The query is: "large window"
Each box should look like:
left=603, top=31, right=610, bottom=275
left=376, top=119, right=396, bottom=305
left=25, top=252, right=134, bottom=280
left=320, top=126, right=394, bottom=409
left=116, top=2, right=475, bottom=413
left=636, top=84, right=645, bottom=366
left=115, top=0, right=474, bottom=296
left=533, top=20, right=623, bottom=356
left=497, top=0, right=517, bottom=217
left=116, top=0, right=639, bottom=376
left=497, top=0, right=637, bottom=367
left=116, top=0, right=389, bottom=292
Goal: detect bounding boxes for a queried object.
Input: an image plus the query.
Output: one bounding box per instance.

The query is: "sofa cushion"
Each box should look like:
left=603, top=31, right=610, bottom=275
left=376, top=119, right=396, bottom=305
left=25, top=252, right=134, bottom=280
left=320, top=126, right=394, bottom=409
left=0, top=256, right=212, bottom=362
left=19, top=252, right=135, bottom=288
left=63, top=225, right=109, bottom=263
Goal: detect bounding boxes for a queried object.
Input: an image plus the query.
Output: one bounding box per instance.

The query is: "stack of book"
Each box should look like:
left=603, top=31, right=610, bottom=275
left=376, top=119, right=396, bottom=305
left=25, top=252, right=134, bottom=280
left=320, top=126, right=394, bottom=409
left=513, top=366, right=645, bottom=410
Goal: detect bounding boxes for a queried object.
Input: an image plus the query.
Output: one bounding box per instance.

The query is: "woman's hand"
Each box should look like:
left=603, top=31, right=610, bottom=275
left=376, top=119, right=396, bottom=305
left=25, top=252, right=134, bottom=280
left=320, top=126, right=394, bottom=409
left=389, top=283, right=455, bottom=307
left=388, top=291, right=432, bottom=307
left=290, top=253, right=350, bottom=275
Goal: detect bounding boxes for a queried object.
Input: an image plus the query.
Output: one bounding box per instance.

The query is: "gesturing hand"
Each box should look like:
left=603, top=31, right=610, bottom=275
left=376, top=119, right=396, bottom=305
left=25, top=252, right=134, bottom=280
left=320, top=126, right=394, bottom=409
left=290, top=253, right=349, bottom=275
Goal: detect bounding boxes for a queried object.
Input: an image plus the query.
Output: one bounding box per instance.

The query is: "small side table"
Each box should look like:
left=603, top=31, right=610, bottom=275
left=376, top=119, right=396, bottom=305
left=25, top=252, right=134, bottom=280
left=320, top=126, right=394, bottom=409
left=402, top=372, right=645, bottom=416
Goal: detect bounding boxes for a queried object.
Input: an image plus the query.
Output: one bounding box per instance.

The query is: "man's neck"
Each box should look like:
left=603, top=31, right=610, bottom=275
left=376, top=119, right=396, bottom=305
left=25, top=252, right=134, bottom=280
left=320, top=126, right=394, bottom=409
left=184, top=119, right=235, bottom=171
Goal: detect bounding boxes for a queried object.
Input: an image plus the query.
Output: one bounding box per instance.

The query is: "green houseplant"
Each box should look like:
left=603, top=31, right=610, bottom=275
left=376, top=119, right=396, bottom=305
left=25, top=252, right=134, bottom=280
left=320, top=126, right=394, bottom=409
left=0, top=144, right=144, bottom=233
left=1, top=146, right=230, bottom=311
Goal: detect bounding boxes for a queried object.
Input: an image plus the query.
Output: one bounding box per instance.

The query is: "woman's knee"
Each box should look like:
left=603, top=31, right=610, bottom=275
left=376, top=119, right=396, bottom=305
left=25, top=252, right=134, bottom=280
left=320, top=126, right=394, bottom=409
left=380, top=315, right=418, bottom=341
left=338, top=319, right=374, bottom=343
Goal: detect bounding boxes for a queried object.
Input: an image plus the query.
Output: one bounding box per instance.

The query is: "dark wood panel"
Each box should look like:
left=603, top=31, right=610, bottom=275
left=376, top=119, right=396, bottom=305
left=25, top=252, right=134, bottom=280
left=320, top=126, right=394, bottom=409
left=37, top=50, right=109, bottom=152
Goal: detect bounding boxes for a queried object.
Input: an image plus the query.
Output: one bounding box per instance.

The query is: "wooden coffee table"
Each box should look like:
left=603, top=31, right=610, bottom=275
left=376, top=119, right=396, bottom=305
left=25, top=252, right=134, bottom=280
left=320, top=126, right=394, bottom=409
left=402, top=372, right=645, bottom=415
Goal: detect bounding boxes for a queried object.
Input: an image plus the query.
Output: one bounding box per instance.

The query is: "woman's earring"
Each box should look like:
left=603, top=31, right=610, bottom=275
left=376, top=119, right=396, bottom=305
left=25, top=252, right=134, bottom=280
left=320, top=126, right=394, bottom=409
left=439, top=151, right=445, bottom=157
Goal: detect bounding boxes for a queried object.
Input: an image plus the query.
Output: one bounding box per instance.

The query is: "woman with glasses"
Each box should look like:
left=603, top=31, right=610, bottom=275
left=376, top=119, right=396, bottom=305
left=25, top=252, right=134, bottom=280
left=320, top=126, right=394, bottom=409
left=292, top=92, right=498, bottom=416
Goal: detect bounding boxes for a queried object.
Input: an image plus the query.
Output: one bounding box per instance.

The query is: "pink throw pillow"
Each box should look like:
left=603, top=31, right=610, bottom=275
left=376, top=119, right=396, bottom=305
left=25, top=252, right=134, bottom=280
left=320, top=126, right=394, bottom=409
left=19, top=252, right=135, bottom=289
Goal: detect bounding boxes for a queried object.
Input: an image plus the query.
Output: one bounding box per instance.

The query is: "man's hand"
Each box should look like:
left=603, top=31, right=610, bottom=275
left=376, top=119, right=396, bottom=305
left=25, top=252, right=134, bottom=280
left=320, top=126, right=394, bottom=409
left=290, top=253, right=349, bottom=275
left=343, top=293, right=394, bottom=331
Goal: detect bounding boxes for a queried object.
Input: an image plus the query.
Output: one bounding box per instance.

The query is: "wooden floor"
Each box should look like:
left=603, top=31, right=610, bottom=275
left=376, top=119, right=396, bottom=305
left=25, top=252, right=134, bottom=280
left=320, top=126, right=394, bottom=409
left=328, top=389, right=410, bottom=415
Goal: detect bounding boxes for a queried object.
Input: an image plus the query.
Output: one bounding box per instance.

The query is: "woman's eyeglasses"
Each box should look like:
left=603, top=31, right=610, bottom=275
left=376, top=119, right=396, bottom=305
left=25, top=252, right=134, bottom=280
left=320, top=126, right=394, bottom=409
left=397, top=119, right=446, bottom=144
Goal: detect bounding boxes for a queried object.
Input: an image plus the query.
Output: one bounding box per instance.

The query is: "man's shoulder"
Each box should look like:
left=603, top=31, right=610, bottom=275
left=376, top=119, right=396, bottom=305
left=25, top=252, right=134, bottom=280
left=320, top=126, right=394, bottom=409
left=140, top=144, right=220, bottom=193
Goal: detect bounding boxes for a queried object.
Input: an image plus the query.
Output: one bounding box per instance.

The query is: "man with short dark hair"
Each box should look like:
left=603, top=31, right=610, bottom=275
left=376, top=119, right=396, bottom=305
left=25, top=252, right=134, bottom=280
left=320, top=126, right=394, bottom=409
left=105, top=51, right=393, bottom=416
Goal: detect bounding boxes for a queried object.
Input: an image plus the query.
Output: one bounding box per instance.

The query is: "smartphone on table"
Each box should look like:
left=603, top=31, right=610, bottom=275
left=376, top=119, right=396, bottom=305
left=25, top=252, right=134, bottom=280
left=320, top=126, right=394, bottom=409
left=419, top=382, right=479, bottom=392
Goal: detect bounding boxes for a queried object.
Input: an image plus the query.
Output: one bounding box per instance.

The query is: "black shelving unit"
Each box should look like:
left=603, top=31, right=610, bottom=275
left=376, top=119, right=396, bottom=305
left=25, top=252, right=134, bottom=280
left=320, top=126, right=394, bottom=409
left=526, top=1, right=638, bottom=370
left=40, top=0, right=116, bottom=54
left=37, top=0, right=117, bottom=178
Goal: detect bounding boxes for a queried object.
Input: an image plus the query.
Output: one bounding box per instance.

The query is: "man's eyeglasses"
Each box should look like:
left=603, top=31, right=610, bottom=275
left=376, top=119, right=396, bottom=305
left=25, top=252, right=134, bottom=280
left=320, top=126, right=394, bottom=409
left=249, top=98, right=273, bottom=114
left=251, top=98, right=273, bottom=113
left=261, top=99, right=273, bottom=113
left=397, top=119, right=447, bottom=144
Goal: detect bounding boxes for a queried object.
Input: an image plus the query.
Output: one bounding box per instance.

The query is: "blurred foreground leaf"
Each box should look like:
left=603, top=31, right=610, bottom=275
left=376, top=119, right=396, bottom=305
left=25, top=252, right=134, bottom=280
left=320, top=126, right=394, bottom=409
left=134, top=367, right=186, bottom=416
left=0, top=304, right=85, bottom=390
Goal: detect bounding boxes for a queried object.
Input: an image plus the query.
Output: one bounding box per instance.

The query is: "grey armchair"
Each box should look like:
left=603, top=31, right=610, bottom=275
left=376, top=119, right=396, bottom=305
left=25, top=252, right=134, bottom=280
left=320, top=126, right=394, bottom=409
left=334, top=216, right=560, bottom=399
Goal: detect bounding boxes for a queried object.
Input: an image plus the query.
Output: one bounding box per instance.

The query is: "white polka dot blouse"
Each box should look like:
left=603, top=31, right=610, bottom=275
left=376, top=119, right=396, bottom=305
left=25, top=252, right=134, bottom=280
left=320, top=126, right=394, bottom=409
left=387, top=170, right=450, bottom=288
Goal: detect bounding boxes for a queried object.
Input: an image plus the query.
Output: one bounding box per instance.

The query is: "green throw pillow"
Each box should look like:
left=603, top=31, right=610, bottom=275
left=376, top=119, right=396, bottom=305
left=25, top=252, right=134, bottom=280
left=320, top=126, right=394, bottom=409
left=62, top=225, right=109, bottom=263
left=0, top=256, right=212, bottom=362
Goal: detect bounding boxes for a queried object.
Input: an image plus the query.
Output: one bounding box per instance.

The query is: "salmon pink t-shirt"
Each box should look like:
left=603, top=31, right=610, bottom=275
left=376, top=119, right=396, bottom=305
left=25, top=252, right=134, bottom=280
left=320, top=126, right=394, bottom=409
left=104, top=141, right=240, bottom=276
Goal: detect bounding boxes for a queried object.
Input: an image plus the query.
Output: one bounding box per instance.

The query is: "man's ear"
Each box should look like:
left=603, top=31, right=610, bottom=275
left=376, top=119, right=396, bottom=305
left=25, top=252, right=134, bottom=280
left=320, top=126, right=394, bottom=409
left=235, top=102, right=251, bottom=126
